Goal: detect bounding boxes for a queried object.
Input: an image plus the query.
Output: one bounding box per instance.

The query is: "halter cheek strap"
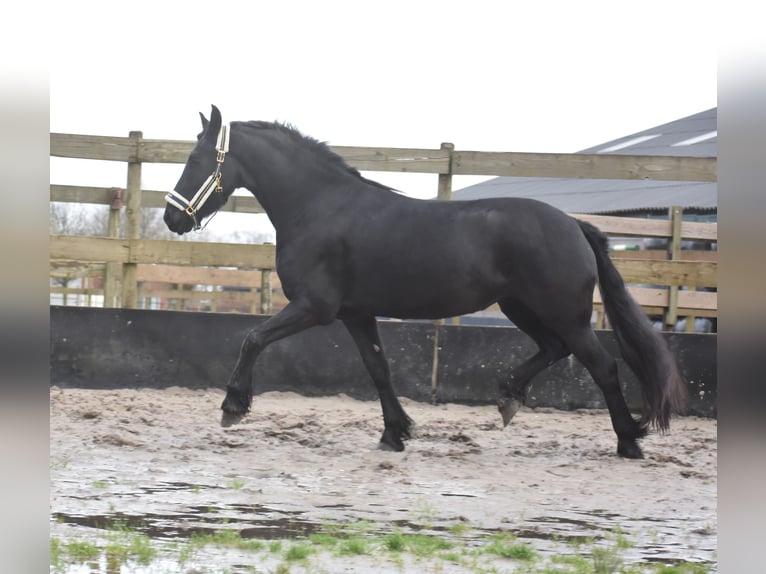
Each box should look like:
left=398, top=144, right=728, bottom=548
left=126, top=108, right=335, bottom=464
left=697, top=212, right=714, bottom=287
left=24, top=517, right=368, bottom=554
left=166, top=123, right=230, bottom=231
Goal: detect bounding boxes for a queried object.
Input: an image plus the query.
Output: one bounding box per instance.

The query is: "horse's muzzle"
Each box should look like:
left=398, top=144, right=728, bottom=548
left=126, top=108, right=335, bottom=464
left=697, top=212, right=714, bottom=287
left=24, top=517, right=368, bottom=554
left=163, top=207, right=194, bottom=235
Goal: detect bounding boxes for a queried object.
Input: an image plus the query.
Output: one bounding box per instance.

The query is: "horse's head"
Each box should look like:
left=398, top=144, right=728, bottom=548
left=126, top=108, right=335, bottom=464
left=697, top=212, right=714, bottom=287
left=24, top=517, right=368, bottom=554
left=164, top=105, right=236, bottom=234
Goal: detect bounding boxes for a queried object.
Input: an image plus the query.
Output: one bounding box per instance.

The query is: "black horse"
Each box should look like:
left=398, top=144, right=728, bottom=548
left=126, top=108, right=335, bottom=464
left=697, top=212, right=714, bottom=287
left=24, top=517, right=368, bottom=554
left=164, top=105, right=686, bottom=458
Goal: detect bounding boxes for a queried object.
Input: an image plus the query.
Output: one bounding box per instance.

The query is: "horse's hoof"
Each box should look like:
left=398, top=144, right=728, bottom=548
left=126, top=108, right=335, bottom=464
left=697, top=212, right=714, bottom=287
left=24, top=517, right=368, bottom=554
left=221, top=411, right=245, bottom=427
left=378, top=429, right=405, bottom=452
left=498, top=398, right=523, bottom=427
left=378, top=439, right=405, bottom=452
left=617, top=438, right=644, bottom=459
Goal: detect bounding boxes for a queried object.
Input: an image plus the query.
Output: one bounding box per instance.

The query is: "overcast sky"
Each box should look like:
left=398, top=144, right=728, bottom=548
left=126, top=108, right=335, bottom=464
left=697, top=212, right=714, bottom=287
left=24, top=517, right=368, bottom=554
left=50, top=0, right=717, bottom=239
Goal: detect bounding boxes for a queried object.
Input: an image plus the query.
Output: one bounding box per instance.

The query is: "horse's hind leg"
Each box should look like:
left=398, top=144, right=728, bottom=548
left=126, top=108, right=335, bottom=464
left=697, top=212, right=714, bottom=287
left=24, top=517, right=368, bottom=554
left=560, top=327, right=646, bottom=458
left=341, top=313, right=413, bottom=452
left=497, top=298, right=569, bottom=426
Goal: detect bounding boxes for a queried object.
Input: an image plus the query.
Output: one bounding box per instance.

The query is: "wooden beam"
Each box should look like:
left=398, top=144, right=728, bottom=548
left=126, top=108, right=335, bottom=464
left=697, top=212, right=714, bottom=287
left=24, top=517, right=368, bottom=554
left=594, top=286, right=717, bottom=312
left=50, top=236, right=276, bottom=269
left=572, top=213, right=717, bottom=241
left=331, top=145, right=451, bottom=174
left=51, top=185, right=266, bottom=214
left=50, top=133, right=136, bottom=162
left=452, top=151, right=716, bottom=182
left=613, top=259, right=717, bottom=288
left=137, top=264, right=266, bottom=287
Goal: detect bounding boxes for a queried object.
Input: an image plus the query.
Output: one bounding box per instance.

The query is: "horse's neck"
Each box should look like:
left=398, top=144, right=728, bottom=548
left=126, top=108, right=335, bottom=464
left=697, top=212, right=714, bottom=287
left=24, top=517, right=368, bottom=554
left=234, top=126, right=349, bottom=234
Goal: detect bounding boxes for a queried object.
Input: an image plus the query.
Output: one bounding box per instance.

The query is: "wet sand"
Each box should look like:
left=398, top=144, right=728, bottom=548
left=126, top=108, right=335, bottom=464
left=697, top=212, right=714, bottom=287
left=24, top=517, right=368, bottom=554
left=50, top=387, right=717, bottom=571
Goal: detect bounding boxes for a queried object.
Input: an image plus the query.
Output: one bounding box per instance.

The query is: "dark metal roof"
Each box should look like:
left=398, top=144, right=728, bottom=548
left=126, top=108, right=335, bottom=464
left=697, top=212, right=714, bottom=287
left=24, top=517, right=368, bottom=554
left=453, top=108, right=717, bottom=214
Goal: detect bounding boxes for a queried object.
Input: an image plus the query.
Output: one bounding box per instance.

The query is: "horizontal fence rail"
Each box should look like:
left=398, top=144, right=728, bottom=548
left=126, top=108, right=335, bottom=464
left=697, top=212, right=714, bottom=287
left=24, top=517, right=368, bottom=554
left=51, top=132, right=717, bottom=181
left=50, top=132, right=717, bottom=329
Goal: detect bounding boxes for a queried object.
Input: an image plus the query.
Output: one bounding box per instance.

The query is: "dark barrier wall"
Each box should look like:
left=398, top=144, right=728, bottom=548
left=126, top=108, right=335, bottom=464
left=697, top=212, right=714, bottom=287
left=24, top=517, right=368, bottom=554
left=50, top=306, right=716, bottom=417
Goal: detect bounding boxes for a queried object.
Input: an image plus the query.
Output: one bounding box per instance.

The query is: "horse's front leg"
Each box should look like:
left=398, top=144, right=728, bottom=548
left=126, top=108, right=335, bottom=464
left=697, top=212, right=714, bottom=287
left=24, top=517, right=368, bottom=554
left=221, top=300, right=323, bottom=426
left=341, top=313, right=413, bottom=451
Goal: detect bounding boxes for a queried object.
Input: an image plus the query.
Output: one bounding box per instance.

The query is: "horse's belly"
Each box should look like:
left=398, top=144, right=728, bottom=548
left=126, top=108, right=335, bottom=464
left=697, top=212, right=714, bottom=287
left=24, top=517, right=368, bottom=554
left=346, top=274, right=501, bottom=320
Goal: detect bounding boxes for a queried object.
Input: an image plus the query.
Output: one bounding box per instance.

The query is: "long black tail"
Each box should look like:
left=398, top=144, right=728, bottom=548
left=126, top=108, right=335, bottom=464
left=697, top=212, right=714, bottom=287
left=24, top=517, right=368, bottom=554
left=578, top=220, right=687, bottom=431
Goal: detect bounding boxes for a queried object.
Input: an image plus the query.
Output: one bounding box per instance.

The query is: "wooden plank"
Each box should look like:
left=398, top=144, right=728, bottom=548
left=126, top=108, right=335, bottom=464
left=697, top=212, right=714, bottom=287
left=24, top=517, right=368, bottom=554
left=137, top=264, right=265, bottom=287
left=613, top=259, right=717, bottom=288
left=128, top=240, right=275, bottom=268
left=50, top=287, right=103, bottom=296
left=137, top=288, right=259, bottom=302
left=452, top=151, right=716, bottom=182
left=677, top=290, right=718, bottom=312
left=138, top=139, right=194, bottom=163
left=572, top=213, right=717, bottom=241
left=611, top=250, right=718, bottom=262
left=50, top=236, right=276, bottom=269
left=53, top=133, right=716, bottom=182
left=330, top=145, right=451, bottom=173
left=50, top=133, right=135, bottom=162
left=51, top=185, right=716, bottom=243
left=594, top=286, right=717, bottom=312
left=51, top=185, right=267, bottom=214
left=51, top=236, right=131, bottom=262
left=50, top=184, right=115, bottom=204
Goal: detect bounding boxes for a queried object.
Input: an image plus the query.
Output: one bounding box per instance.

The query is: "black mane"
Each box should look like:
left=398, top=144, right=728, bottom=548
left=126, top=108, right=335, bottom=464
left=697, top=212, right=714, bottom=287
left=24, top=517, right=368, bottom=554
left=239, top=120, right=394, bottom=192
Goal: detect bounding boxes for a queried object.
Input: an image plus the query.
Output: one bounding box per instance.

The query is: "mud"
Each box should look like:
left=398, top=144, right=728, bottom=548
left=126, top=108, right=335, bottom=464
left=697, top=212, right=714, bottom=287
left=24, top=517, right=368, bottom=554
left=50, top=387, right=717, bottom=572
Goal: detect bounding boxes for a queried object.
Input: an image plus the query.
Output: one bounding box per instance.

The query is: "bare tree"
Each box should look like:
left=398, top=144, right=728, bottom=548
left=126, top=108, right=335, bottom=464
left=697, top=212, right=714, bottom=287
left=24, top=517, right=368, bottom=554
left=49, top=203, right=108, bottom=236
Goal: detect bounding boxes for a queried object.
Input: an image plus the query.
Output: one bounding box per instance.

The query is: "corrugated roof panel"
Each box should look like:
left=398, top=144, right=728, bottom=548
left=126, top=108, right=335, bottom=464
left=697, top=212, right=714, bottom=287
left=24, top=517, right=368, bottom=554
left=453, top=108, right=718, bottom=213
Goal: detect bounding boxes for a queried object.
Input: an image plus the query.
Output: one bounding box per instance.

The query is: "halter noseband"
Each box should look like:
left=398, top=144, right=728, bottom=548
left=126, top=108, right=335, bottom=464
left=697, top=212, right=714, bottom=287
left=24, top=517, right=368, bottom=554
left=165, top=123, right=230, bottom=231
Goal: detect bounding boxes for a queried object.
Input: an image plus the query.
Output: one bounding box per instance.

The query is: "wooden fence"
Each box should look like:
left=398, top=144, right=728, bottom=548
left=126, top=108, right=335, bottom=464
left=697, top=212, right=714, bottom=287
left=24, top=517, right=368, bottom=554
left=50, top=131, right=717, bottom=330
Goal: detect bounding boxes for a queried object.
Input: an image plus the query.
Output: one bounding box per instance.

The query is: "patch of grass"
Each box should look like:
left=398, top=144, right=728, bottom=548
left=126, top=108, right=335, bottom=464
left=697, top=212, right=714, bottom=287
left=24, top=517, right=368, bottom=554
left=655, top=563, right=711, bottom=574
left=269, top=540, right=284, bottom=553
left=104, top=536, right=154, bottom=565
left=338, top=537, right=370, bottom=556
left=383, top=530, right=452, bottom=556
left=190, top=529, right=265, bottom=552
left=441, top=551, right=464, bottom=563
left=549, top=553, right=591, bottom=572
left=91, top=479, right=109, bottom=489
left=607, top=526, right=634, bottom=550
left=284, top=543, right=313, bottom=561
left=65, top=540, right=100, bottom=561
left=227, top=478, right=246, bottom=490
left=50, top=538, right=63, bottom=569
left=308, top=532, right=340, bottom=548
left=484, top=534, right=537, bottom=561
left=592, top=546, right=623, bottom=574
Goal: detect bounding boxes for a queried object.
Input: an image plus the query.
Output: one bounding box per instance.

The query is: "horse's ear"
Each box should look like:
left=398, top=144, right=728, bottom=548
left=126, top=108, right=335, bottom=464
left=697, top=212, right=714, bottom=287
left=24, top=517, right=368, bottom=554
left=203, top=105, right=222, bottom=145
left=199, top=111, right=209, bottom=132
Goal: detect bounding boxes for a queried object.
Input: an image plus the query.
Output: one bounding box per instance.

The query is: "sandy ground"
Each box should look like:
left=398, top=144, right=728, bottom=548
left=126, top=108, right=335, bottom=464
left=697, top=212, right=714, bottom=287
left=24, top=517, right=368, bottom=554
left=50, top=387, right=717, bottom=572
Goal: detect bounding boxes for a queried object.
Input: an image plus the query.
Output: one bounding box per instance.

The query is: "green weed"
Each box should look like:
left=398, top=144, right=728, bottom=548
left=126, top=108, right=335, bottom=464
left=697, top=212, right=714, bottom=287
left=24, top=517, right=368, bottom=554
left=284, top=543, right=313, bottom=561
left=339, top=537, right=370, bottom=555
left=65, top=540, right=100, bottom=561
left=484, top=534, right=537, bottom=561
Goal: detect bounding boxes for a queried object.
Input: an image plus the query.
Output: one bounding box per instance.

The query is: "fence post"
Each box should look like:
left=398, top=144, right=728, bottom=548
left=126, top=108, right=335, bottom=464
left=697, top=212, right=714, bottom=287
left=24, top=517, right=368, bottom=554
left=122, top=131, right=143, bottom=308
left=663, top=205, right=683, bottom=330
left=436, top=142, right=457, bottom=324
left=103, top=188, right=123, bottom=307
left=437, top=142, right=454, bottom=201
left=260, top=269, right=272, bottom=314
